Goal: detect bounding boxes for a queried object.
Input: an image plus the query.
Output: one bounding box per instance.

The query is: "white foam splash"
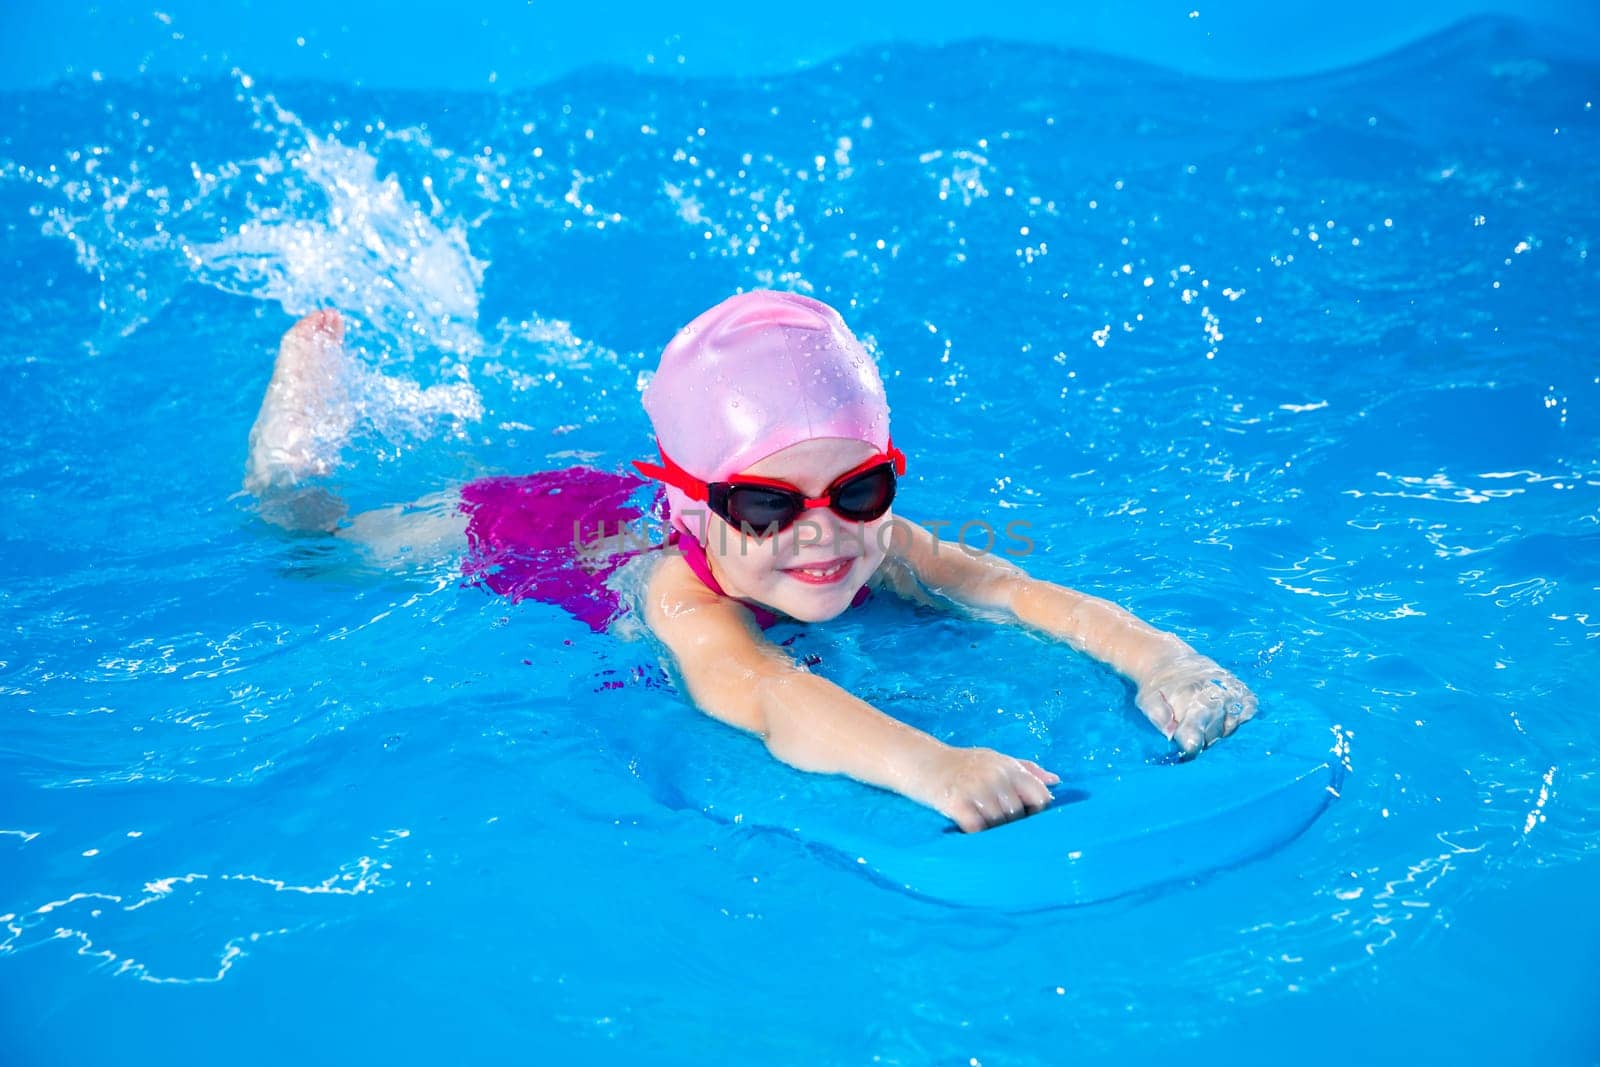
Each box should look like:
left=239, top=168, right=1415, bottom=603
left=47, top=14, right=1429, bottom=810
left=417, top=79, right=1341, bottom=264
left=187, top=125, right=486, bottom=359
left=10, top=75, right=487, bottom=363
left=347, top=359, right=484, bottom=444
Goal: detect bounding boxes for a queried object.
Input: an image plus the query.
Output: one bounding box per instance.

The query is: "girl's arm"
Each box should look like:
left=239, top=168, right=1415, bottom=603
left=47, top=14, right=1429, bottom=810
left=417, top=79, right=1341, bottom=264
left=881, top=518, right=1257, bottom=756
left=643, top=554, right=1059, bottom=831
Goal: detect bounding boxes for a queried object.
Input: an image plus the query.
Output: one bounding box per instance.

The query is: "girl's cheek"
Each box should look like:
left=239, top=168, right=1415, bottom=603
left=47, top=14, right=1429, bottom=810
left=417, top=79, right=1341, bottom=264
left=862, top=514, right=892, bottom=561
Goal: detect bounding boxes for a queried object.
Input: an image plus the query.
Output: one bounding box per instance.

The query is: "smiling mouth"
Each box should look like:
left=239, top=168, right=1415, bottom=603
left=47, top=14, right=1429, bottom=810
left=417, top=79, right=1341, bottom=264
left=781, top=557, right=855, bottom=586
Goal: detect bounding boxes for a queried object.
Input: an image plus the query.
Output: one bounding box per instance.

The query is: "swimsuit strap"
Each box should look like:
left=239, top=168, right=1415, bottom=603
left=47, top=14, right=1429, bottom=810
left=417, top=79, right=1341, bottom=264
left=667, top=529, right=871, bottom=628
left=670, top=529, right=782, bottom=628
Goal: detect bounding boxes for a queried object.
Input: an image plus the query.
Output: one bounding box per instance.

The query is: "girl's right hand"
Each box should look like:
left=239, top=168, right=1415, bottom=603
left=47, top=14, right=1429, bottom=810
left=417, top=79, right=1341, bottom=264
left=913, top=745, right=1061, bottom=833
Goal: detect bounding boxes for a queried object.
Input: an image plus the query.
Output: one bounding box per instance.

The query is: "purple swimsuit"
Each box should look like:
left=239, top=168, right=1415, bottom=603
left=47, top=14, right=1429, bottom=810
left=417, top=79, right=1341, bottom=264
left=459, top=467, right=870, bottom=632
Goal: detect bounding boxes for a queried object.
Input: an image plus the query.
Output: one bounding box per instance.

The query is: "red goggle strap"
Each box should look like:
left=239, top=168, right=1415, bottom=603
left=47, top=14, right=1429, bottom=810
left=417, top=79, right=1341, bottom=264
left=631, top=448, right=709, bottom=502
left=885, top=438, right=906, bottom=476
left=633, top=438, right=906, bottom=500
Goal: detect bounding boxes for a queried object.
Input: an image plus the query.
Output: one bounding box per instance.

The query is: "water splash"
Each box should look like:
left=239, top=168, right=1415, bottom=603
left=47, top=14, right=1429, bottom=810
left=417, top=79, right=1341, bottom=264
left=8, top=72, right=487, bottom=362
left=187, top=107, right=486, bottom=359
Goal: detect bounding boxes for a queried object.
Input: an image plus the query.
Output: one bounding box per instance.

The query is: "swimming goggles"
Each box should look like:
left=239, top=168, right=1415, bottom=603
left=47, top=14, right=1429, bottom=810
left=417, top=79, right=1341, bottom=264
left=633, top=442, right=906, bottom=535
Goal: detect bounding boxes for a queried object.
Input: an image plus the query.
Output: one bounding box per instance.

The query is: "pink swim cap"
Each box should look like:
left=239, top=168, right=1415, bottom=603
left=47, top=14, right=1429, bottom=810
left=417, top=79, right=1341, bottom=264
left=639, top=290, right=893, bottom=538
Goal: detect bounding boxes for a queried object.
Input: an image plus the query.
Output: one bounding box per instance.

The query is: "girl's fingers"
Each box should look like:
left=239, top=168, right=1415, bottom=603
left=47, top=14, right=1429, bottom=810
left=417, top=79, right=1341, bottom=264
left=1146, top=688, right=1179, bottom=739
left=994, top=785, right=1024, bottom=824
left=1180, top=685, right=1225, bottom=748
left=1155, top=675, right=1257, bottom=755
left=1174, top=717, right=1207, bottom=757
left=1135, top=687, right=1170, bottom=737
left=952, top=800, right=986, bottom=834
left=1221, top=693, right=1246, bottom=736
left=1018, top=773, right=1053, bottom=814
left=1224, top=689, right=1259, bottom=736
left=1018, top=758, right=1060, bottom=786
left=1205, top=708, right=1226, bottom=746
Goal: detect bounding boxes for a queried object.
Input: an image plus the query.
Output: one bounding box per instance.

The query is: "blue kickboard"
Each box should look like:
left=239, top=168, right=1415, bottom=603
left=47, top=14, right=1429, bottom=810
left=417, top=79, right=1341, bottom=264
left=684, top=744, right=1342, bottom=910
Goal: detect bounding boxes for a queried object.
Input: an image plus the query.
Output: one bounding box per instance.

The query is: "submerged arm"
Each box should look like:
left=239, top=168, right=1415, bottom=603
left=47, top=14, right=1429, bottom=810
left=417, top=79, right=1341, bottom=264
left=643, top=554, right=1056, bottom=830
left=883, top=518, right=1256, bottom=754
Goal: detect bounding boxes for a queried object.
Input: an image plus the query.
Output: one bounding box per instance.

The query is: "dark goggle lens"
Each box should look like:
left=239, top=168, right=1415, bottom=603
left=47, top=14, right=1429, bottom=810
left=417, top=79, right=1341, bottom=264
left=832, top=464, right=896, bottom=520
left=715, top=462, right=898, bottom=533
left=724, top=486, right=804, bottom=531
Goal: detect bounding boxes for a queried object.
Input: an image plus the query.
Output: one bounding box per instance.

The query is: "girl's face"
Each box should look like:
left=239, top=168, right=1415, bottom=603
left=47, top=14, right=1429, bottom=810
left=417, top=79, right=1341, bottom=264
left=701, top=437, right=893, bottom=623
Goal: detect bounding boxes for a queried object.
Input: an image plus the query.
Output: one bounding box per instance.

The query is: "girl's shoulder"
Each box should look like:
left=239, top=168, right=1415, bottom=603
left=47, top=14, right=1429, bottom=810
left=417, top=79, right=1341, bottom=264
left=641, top=546, right=741, bottom=627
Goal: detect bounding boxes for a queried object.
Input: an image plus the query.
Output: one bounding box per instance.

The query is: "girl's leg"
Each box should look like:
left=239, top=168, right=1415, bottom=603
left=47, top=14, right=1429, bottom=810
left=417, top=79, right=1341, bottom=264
left=245, top=310, right=355, bottom=532
left=335, top=491, right=469, bottom=568
left=244, top=311, right=468, bottom=563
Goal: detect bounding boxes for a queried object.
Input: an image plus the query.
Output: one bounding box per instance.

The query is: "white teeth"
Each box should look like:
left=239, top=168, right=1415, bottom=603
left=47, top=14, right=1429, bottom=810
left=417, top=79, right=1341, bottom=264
left=793, top=560, right=848, bottom=578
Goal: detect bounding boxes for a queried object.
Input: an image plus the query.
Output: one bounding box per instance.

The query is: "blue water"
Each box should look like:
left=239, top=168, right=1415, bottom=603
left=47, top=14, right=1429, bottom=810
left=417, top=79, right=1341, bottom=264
left=3, top=16, right=1598, bottom=1064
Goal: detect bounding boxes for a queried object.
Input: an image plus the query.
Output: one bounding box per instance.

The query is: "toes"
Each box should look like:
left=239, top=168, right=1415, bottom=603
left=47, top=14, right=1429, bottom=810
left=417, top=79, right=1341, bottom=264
left=300, top=309, right=344, bottom=342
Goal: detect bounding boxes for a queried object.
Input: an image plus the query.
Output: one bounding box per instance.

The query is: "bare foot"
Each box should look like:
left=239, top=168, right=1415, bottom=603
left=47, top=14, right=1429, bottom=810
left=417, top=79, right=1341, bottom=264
left=245, top=310, right=355, bottom=531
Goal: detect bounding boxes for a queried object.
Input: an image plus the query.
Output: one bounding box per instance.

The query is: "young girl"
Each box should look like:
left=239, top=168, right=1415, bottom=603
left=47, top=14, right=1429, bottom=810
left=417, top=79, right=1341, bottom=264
left=245, top=292, right=1257, bottom=833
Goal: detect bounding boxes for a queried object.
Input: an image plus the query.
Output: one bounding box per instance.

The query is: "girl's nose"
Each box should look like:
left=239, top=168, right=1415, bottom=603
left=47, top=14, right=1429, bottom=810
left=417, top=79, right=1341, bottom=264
left=790, top=506, right=859, bottom=554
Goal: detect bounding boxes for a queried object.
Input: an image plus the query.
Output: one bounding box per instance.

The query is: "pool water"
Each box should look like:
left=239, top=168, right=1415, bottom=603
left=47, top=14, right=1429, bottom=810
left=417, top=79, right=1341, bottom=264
left=3, top=17, right=1598, bottom=1064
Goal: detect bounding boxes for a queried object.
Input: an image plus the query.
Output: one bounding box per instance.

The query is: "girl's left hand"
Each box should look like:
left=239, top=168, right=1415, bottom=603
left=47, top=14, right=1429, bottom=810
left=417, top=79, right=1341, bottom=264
left=1135, top=652, right=1258, bottom=758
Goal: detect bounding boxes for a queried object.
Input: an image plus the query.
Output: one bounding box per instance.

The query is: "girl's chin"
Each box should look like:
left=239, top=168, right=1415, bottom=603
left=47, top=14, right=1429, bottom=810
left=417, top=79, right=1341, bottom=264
left=764, top=580, right=861, bottom=622
left=772, top=602, right=851, bottom=624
